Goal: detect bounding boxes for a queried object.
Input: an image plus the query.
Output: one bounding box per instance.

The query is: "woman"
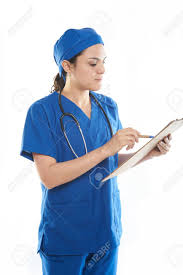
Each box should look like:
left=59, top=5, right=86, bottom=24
left=20, top=27, right=172, bottom=275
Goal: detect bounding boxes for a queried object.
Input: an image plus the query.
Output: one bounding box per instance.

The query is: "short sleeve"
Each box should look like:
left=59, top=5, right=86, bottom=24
left=20, top=102, right=57, bottom=162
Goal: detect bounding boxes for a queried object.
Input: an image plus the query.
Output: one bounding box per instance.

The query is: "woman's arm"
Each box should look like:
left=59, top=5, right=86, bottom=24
left=33, top=145, right=110, bottom=190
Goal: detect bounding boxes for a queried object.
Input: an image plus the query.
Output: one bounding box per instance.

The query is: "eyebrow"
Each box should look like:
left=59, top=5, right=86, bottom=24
left=88, top=56, right=107, bottom=61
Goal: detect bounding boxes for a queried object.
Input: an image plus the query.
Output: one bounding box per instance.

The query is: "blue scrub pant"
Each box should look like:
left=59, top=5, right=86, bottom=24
left=39, top=246, right=119, bottom=275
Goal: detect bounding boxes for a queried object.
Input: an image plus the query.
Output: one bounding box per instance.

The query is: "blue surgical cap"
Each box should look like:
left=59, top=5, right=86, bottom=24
left=53, top=27, right=104, bottom=82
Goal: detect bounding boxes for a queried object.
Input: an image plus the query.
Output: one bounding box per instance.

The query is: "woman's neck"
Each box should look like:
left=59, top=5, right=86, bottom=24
left=58, top=88, right=90, bottom=108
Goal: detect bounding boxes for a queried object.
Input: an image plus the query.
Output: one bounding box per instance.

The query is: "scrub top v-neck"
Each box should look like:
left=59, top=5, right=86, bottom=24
left=57, top=91, right=95, bottom=133
left=59, top=92, right=93, bottom=123
left=20, top=90, right=124, bottom=255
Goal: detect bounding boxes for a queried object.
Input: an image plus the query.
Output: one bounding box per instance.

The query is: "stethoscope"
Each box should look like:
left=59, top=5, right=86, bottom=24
left=58, top=90, right=113, bottom=158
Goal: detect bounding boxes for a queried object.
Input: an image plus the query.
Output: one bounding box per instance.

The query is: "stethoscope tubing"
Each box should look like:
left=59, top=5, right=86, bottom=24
left=58, top=90, right=113, bottom=158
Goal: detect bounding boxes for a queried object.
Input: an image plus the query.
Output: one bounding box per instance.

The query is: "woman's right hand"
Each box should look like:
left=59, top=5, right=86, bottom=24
left=103, top=127, right=141, bottom=157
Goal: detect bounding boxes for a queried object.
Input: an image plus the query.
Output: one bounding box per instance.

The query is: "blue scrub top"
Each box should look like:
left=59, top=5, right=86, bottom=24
left=20, top=90, right=123, bottom=255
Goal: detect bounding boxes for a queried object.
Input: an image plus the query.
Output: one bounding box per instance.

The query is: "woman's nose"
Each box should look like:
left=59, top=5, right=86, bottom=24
left=97, top=62, right=105, bottom=74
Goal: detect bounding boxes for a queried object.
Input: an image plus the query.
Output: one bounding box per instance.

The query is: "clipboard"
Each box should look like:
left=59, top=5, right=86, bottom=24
left=101, top=118, right=183, bottom=182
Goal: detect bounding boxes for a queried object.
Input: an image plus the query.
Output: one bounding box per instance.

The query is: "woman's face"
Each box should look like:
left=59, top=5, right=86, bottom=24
left=63, top=44, right=107, bottom=91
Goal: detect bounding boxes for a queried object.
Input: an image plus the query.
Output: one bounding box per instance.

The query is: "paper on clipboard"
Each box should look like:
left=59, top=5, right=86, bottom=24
left=101, top=118, right=183, bottom=183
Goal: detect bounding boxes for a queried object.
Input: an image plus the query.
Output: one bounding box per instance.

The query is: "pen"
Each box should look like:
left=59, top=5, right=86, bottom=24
left=139, top=135, right=154, bottom=138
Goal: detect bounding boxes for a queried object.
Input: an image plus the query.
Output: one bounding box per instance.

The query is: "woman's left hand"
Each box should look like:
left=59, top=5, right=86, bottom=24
left=146, top=133, right=172, bottom=158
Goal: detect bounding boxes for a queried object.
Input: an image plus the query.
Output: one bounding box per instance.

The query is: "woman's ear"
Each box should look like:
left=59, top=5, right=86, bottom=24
left=61, top=60, right=71, bottom=73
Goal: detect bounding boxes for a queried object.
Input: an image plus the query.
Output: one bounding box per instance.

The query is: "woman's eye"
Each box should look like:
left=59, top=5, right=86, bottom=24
left=90, top=61, right=106, bottom=67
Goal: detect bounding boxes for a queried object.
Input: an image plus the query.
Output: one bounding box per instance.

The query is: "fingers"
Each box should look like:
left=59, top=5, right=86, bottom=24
left=131, top=129, right=140, bottom=143
left=156, top=143, right=167, bottom=154
left=157, top=133, right=172, bottom=154
left=126, top=128, right=141, bottom=141
left=157, top=140, right=171, bottom=154
left=164, top=136, right=170, bottom=145
left=165, top=135, right=172, bottom=143
left=168, top=133, right=172, bottom=140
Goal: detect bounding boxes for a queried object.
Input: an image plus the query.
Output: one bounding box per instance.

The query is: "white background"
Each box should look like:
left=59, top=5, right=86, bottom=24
left=1, top=0, right=183, bottom=274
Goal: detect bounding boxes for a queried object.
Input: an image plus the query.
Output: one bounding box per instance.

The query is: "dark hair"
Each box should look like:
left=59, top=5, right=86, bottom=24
left=50, top=50, right=84, bottom=93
